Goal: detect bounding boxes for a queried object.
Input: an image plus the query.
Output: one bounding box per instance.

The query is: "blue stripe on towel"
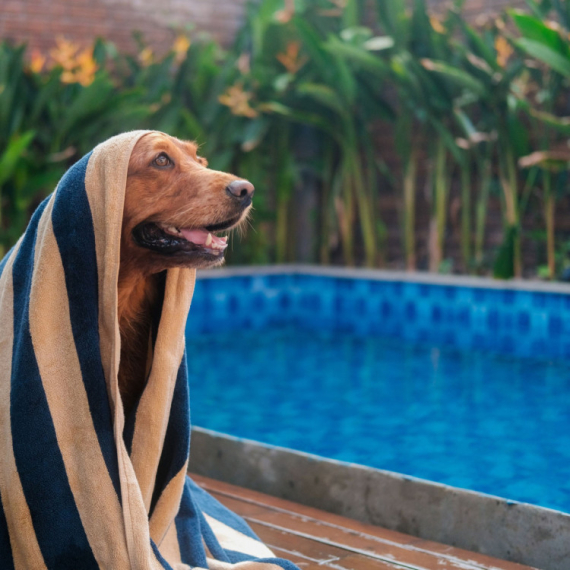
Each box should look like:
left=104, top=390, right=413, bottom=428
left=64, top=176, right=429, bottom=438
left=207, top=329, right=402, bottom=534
left=150, top=355, right=190, bottom=517
left=224, top=549, right=257, bottom=563
left=223, top=551, right=301, bottom=569
left=0, top=494, right=14, bottom=570
left=51, top=154, right=121, bottom=500
left=189, top=478, right=264, bottom=541
left=175, top=478, right=209, bottom=568
left=123, top=397, right=140, bottom=456
left=151, top=540, right=174, bottom=569
left=10, top=201, right=99, bottom=570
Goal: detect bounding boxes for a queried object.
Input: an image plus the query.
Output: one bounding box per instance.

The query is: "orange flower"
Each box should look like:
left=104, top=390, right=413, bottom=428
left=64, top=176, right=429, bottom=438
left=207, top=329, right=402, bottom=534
left=29, top=48, right=46, bottom=73
left=173, top=34, right=191, bottom=63
left=139, top=47, right=154, bottom=67
left=73, top=48, right=97, bottom=86
left=495, top=36, right=513, bottom=68
left=50, top=38, right=98, bottom=86
left=276, top=41, right=308, bottom=74
left=50, top=36, right=79, bottom=71
left=218, top=83, right=258, bottom=118
left=430, top=16, right=446, bottom=34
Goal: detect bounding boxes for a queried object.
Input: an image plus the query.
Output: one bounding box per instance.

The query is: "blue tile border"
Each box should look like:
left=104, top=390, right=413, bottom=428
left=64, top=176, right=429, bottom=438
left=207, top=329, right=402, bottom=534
left=186, top=268, right=570, bottom=360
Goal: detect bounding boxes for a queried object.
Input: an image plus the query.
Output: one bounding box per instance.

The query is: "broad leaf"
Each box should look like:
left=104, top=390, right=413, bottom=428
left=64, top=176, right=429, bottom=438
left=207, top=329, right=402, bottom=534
left=515, top=38, right=570, bottom=77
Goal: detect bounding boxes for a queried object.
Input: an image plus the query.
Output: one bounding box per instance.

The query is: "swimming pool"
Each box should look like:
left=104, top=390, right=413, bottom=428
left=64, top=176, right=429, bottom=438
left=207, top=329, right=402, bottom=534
left=185, top=268, right=570, bottom=513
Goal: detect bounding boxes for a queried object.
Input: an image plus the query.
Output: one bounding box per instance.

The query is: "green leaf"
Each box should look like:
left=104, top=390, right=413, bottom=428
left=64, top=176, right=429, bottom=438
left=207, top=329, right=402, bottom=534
left=261, top=101, right=338, bottom=138
left=325, top=36, right=388, bottom=74
left=421, top=59, right=487, bottom=97
left=59, top=78, right=115, bottom=136
left=510, top=9, right=569, bottom=56
left=515, top=38, right=570, bottom=77
left=493, top=225, right=518, bottom=279
left=297, top=83, right=346, bottom=114
left=0, top=131, right=35, bottom=188
left=452, top=15, right=500, bottom=71
left=523, top=0, right=545, bottom=19
left=240, top=117, right=270, bottom=152
left=430, top=118, right=463, bottom=163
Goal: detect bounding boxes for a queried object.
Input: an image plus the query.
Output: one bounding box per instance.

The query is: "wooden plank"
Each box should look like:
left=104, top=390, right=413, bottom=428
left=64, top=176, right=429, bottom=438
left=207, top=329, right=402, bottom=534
left=249, top=522, right=401, bottom=570
left=191, top=474, right=415, bottom=546
left=246, top=516, right=489, bottom=570
left=191, top=474, right=537, bottom=570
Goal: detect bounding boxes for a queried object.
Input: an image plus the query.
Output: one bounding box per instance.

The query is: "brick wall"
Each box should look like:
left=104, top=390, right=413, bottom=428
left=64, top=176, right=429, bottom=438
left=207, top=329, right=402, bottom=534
left=428, top=0, right=526, bottom=21
left=1, top=0, right=528, bottom=56
left=0, top=0, right=248, bottom=54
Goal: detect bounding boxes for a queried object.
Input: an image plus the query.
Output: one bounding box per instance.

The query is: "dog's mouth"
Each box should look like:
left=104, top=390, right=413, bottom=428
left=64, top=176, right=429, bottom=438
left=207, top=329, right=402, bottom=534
left=132, top=214, right=242, bottom=257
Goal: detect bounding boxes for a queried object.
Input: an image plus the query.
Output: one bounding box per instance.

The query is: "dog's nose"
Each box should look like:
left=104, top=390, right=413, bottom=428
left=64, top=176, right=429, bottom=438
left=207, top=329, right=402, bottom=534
left=226, top=180, right=255, bottom=202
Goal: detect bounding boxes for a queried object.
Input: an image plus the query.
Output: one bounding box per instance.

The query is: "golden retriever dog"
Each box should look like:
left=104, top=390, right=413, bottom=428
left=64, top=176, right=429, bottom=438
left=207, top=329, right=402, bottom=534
left=117, top=132, right=254, bottom=413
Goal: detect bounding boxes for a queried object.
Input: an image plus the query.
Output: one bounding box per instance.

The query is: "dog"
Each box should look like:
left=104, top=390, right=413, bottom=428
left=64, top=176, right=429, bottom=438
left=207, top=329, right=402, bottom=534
left=0, top=130, right=301, bottom=568
left=117, top=132, right=254, bottom=414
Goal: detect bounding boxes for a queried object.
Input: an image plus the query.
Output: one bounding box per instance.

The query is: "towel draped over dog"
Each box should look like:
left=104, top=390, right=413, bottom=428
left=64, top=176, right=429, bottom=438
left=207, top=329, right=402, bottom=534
left=0, top=131, right=297, bottom=570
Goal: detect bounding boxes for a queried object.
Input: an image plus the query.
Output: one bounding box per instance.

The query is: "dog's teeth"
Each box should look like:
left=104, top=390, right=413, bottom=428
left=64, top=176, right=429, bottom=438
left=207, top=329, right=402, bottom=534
left=205, top=233, right=213, bottom=246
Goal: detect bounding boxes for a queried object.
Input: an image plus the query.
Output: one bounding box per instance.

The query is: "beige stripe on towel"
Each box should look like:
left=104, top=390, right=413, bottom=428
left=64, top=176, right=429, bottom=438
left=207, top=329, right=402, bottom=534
left=0, top=243, right=47, bottom=570
left=28, top=202, right=130, bottom=569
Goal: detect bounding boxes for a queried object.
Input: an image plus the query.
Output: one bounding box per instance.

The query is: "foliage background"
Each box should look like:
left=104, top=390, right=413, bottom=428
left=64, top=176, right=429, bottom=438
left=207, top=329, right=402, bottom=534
left=2, top=0, right=570, bottom=278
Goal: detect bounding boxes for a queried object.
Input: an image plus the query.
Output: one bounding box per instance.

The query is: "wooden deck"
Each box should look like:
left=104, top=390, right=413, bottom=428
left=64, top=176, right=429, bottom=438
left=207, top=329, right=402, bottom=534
left=192, top=474, right=537, bottom=570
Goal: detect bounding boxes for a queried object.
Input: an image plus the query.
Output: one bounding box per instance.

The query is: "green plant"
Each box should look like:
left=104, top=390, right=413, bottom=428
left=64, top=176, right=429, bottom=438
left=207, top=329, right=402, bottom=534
left=509, top=3, right=570, bottom=279
left=3, top=0, right=570, bottom=278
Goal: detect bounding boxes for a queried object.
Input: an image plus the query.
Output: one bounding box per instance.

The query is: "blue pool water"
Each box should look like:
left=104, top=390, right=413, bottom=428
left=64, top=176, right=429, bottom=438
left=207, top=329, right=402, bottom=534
left=187, top=324, right=570, bottom=513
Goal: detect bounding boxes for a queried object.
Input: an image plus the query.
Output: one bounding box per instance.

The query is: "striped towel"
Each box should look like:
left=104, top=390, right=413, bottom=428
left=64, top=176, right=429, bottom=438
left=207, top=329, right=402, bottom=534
left=0, top=131, right=298, bottom=570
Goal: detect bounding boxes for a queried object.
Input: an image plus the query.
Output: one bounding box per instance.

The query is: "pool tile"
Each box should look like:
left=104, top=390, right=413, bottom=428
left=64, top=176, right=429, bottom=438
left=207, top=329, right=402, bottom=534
left=187, top=273, right=570, bottom=361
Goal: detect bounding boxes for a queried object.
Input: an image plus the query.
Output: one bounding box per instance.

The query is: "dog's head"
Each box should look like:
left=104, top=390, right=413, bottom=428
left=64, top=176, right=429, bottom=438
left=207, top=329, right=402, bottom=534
left=122, top=132, right=253, bottom=272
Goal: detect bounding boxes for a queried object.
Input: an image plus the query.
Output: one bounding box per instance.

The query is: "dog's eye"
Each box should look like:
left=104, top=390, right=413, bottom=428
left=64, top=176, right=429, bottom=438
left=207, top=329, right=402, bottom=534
left=153, top=153, right=172, bottom=168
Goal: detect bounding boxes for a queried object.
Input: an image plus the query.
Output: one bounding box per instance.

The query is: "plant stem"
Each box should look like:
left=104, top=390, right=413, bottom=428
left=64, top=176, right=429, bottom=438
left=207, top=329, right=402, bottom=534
left=336, top=162, right=355, bottom=266
left=499, top=143, right=521, bottom=278
left=475, top=155, right=491, bottom=270
left=403, top=150, right=417, bottom=271
left=275, top=193, right=288, bottom=263
left=320, top=142, right=334, bottom=264
left=429, top=137, right=447, bottom=273
left=507, top=146, right=522, bottom=278
left=544, top=171, right=555, bottom=280
left=344, top=125, right=377, bottom=267
left=460, top=155, right=471, bottom=273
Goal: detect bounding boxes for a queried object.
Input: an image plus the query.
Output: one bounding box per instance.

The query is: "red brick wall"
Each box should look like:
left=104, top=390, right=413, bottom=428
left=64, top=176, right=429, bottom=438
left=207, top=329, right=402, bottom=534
left=428, top=0, right=526, bottom=21
left=0, top=0, right=248, bottom=54
left=1, top=0, right=528, bottom=56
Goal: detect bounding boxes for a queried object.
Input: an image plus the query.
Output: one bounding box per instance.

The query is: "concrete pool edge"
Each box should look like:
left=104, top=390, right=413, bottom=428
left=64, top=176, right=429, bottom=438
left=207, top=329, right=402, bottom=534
left=198, top=263, right=570, bottom=294
left=189, top=427, right=570, bottom=570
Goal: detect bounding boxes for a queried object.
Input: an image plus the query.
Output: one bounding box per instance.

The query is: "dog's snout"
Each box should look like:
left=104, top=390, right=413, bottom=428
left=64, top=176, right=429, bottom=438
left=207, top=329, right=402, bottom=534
left=226, top=180, right=255, bottom=202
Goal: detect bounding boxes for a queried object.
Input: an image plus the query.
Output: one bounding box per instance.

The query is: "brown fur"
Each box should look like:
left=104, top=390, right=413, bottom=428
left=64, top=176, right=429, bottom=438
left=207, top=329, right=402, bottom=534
left=118, top=132, right=251, bottom=414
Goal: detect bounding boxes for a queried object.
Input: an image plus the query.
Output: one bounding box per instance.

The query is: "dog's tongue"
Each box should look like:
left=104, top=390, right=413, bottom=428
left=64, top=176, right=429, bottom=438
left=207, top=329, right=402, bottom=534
left=180, top=228, right=227, bottom=248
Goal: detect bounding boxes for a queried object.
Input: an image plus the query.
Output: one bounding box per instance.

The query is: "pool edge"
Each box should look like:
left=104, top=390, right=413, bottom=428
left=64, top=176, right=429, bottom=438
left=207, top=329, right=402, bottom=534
left=198, top=264, right=570, bottom=294
left=189, top=426, right=570, bottom=570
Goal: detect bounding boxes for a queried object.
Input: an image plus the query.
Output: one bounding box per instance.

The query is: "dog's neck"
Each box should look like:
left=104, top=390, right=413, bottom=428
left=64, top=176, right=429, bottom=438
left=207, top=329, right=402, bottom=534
left=117, top=265, right=161, bottom=415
